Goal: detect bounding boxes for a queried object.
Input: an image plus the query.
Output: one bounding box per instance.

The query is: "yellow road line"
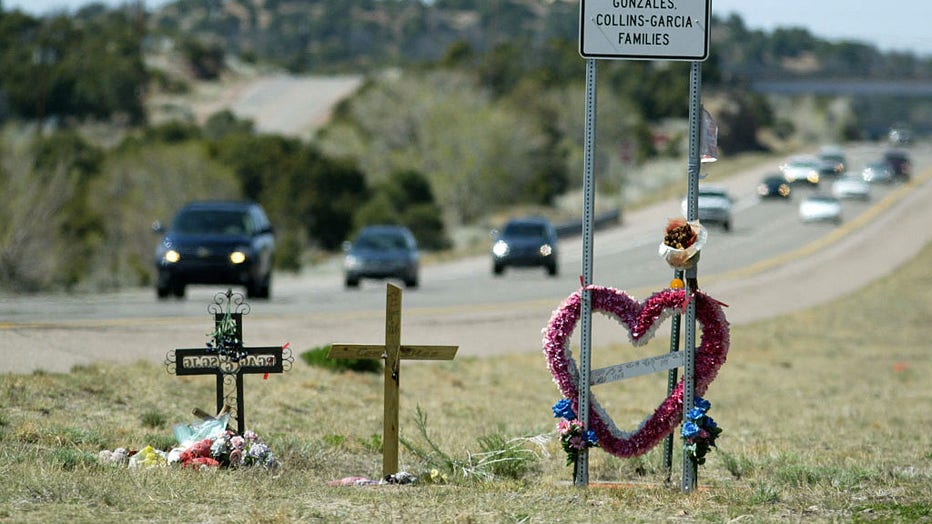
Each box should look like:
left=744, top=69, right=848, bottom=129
left=703, top=167, right=930, bottom=286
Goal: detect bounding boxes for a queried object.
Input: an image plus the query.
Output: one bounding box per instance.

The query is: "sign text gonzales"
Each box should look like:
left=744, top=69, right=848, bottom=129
left=579, top=0, right=710, bottom=61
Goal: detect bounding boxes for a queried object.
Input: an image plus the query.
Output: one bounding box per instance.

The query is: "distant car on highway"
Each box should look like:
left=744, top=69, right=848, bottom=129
left=491, top=217, right=559, bottom=276
left=861, top=160, right=895, bottom=184
left=817, top=146, right=847, bottom=177
left=883, top=149, right=911, bottom=182
left=799, top=194, right=842, bottom=224
left=780, top=155, right=821, bottom=186
left=681, top=186, right=734, bottom=231
left=343, top=225, right=420, bottom=289
left=154, top=200, right=275, bottom=299
left=757, top=175, right=792, bottom=200
left=888, top=124, right=912, bottom=146
left=831, top=173, right=870, bottom=201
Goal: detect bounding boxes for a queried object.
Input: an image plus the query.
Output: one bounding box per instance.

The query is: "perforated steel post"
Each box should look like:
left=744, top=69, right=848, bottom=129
left=662, top=268, right=683, bottom=481
left=575, top=57, right=598, bottom=487
left=681, top=60, right=703, bottom=493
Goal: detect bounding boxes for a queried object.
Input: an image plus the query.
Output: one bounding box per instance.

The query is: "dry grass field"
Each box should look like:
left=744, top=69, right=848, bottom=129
left=1, top=241, right=930, bottom=522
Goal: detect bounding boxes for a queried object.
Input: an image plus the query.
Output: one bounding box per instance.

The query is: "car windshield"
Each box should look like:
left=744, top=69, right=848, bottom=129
left=698, top=190, right=728, bottom=198
left=172, top=210, right=250, bottom=235
left=503, top=223, right=547, bottom=238
left=356, top=233, right=408, bottom=250
left=788, top=158, right=818, bottom=168
left=808, top=196, right=837, bottom=203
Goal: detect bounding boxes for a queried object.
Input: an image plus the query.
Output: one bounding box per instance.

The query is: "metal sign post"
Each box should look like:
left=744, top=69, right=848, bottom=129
left=681, top=60, right=703, bottom=493
left=575, top=57, right=599, bottom=487
left=662, top=269, right=683, bottom=482
left=575, top=0, right=710, bottom=490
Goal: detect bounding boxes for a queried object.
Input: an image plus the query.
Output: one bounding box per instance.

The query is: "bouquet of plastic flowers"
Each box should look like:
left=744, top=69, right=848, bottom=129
left=659, top=217, right=707, bottom=269
left=552, top=398, right=598, bottom=466
left=171, top=414, right=279, bottom=470
left=681, top=396, right=722, bottom=465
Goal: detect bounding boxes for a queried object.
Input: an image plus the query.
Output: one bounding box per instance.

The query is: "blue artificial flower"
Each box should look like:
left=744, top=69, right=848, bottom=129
left=681, top=421, right=700, bottom=439
left=694, top=397, right=711, bottom=411
left=584, top=429, right=598, bottom=445
left=703, top=416, right=718, bottom=431
left=687, top=407, right=707, bottom=421
left=552, top=398, right=576, bottom=420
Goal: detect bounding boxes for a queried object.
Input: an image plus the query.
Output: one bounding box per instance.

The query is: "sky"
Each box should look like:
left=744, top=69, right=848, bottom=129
left=3, top=0, right=931, bottom=57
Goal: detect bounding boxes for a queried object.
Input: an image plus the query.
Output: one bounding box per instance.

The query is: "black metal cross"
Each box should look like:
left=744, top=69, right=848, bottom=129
left=166, top=290, right=293, bottom=435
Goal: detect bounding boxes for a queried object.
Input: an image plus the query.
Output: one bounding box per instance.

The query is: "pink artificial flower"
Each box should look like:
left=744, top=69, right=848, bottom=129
left=229, top=449, right=243, bottom=466
left=557, top=419, right=572, bottom=434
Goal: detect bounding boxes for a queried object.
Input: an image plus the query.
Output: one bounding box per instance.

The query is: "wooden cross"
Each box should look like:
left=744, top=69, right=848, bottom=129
left=329, top=283, right=458, bottom=476
left=167, top=295, right=293, bottom=435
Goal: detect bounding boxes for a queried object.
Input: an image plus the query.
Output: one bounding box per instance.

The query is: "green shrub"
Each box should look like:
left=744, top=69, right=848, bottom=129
left=140, top=410, right=166, bottom=429
left=300, top=345, right=381, bottom=373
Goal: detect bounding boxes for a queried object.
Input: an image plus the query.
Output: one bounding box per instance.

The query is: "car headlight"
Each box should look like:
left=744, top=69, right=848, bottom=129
left=539, top=244, right=553, bottom=257
left=344, top=254, right=360, bottom=270
left=492, top=240, right=509, bottom=258
left=163, top=249, right=181, bottom=263
left=229, top=250, right=247, bottom=264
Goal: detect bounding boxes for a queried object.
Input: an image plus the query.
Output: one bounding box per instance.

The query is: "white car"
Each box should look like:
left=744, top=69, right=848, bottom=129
left=780, top=155, right=821, bottom=186
left=799, top=195, right=842, bottom=224
left=862, top=161, right=895, bottom=184
left=680, top=186, right=733, bottom=231
left=831, top=173, right=870, bottom=201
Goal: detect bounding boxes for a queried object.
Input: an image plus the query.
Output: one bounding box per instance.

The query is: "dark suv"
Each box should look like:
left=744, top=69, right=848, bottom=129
left=883, top=149, right=911, bottom=182
left=154, top=201, right=275, bottom=299
left=491, top=217, right=559, bottom=276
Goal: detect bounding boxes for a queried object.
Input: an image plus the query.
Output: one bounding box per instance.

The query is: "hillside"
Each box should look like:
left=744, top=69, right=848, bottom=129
left=148, top=0, right=930, bottom=80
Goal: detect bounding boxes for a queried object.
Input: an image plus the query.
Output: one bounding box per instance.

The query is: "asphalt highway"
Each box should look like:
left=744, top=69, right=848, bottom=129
left=1, top=141, right=929, bottom=374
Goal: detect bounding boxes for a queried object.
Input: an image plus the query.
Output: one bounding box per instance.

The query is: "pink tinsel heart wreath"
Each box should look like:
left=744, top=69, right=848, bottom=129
left=543, top=286, right=729, bottom=458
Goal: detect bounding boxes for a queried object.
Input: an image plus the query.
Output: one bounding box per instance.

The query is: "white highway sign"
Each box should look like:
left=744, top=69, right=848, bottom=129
left=579, top=0, right=711, bottom=61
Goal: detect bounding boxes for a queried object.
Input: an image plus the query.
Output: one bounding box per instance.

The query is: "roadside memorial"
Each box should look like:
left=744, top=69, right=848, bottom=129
left=329, top=283, right=458, bottom=477
left=165, top=289, right=294, bottom=435
left=98, top=409, right=281, bottom=470
left=564, top=0, right=721, bottom=490
left=543, top=285, right=729, bottom=457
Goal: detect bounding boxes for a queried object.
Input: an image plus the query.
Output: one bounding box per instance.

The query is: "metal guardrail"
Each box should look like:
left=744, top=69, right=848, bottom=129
left=553, top=208, right=622, bottom=238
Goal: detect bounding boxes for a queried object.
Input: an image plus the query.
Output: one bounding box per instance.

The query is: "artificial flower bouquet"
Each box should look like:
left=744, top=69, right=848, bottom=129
left=681, top=396, right=722, bottom=465
left=172, top=429, right=278, bottom=469
left=658, top=218, right=706, bottom=269
left=552, top=398, right=598, bottom=466
left=98, top=414, right=278, bottom=470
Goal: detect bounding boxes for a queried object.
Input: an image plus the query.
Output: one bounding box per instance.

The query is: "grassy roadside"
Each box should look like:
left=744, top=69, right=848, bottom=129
left=1, top=241, right=930, bottom=522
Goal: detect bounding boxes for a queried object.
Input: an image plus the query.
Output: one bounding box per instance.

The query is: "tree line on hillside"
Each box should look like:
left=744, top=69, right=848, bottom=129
left=148, top=0, right=931, bottom=80
left=2, top=1, right=929, bottom=126
left=0, top=116, right=451, bottom=293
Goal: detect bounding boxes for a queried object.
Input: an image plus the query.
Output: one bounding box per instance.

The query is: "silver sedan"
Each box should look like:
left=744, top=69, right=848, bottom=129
left=831, top=173, right=870, bottom=201
left=799, top=194, right=843, bottom=224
